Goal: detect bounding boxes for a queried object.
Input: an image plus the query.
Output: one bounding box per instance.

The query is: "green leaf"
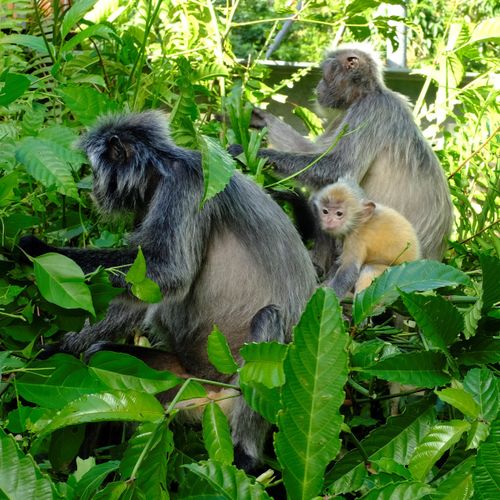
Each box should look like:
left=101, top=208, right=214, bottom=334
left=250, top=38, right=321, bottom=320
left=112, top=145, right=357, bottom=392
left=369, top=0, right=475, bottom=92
left=409, top=421, right=471, bottom=481
left=207, top=326, right=239, bottom=375
left=326, top=399, right=436, bottom=495
left=480, top=254, right=500, bottom=311
left=360, top=481, right=434, bottom=500
left=473, top=418, right=500, bottom=499
left=239, top=381, right=280, bottom=424
left=463, top=296, right=482, bottom=339
left=240, top=341, right=287, bottom=388
left=179, top=460, right=271, bottom=499
left=463, top=368, right=498, bottom=421
left=202, top=402, right=234, bottom=465
left=74, top=460, right=120, bottom=500
left=0, top=279, right=24, bottom=305
left=17, top=354, right=106, bottom=408
left=455, top=337, right=500, bottom=366
left=0, top=172, right=18, bottom=206
left=361, top=352, right=450, bottom=388
left=60, top=0, right=98, bottom=39
left=354, top=261, right=470, bottom=324
left=199, top=134, right=236, bottom=205
left=120, top=421, right=172, bottom=500
left=466, top=421, right=490, bottom=450
left=0, top=71, right=30, bottom=106
left=49, top=425, right=86, bottom=471
left=59, top=86, right=119, bottom=126
left=431, top=455, right=475, bottom=500
left=435, top=388, right=480, bottom=418
left=0, top=429, right=55, bottom=499
left=62, top=23, right=113, bottom=52
left=468, top=17, right=500, bottom=45
left=16, top=137, right=79, bottom=198
left=126, top=247, right=162, bottom=303
left=400, top=293, right=463, bottom=350
left=275, top=288, right=349, bottom=500
left=89, top=351, right=182, bottom=393
left=0, top=34, right=52, bottom=55
left=33, top=253, right=95, bottom=315
left=32, top=390, right=165, bottom=436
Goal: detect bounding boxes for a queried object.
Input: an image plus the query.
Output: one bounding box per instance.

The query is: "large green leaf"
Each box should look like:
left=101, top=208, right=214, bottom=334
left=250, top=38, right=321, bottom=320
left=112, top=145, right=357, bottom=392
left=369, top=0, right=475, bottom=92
left=454, top=337, right=500, bottom=366
left=207, top=326, right=238, bottom=375
left=199, top=134, right=236, bottom=205
left=0, top=429, right=55, bottom=499
left=240, top=341, right=287, bottom=388
left=16, top=354, right=106, bottom=409
left=435, top=388, right=480, bottom=418
left=409, top=421, right=471, bottom=481
left=33, top=253, right=95, bottom=315
left=120, top=421, right=173, bottom=500
left=360, top=481, right=434, bottom=500
left=431, top=455, right=475, bottom=500
left=88, top=351, right=182, bottom=394
left=473, top=418, right=500, bottom=499
left=326, top=399, right=436, bottom=495
left=179, top=460, right=271, bottom=499
left=0, top=34, right=52, bottom=55
left=0, top=71, right=30, bottom=106
left=361, top=351, right=450, bottom=388
left=400, top=293, right=463, bottom=350
left=239, top=381, right=280, bottom=424
left=353, top=261, right=470, bottom=324
left=60, top=0, right=98, bottom=39
left=275, top=287, right=349, bottom=500
left=202, top=402, right=234, bottom=465
left=73, top=460, right=120, bottom=500
left=16, top=137, right=79, bottom=198
left=32, top=391, right=165, bottom=436
left=463, top=368, right=498, bottom=422
left=468, top=17, right=500, bottom=45
left=62, top=23, right=113, bottom=52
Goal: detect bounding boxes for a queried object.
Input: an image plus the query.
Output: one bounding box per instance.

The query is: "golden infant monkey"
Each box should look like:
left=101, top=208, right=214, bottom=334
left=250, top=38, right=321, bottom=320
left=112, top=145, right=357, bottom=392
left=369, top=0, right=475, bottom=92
left=312, top=179, right=421, bottom=297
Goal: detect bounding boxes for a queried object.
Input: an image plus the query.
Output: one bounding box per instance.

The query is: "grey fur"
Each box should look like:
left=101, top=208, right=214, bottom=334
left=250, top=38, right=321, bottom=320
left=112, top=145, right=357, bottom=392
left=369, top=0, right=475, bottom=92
left=22, top=111, right=316, bottom=471
left=255, top=44, right=453, bottom=262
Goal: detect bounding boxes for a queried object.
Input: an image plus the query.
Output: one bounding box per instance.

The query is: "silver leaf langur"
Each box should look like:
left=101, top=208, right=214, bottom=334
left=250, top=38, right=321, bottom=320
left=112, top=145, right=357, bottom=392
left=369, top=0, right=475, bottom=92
left=19, top=111, right=316, bottom=472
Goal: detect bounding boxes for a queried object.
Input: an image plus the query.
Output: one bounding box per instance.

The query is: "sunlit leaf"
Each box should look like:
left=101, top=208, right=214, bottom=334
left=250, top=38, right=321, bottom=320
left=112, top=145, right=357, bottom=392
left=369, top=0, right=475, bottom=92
left=435, top=388, right=480, bottom=418
left=360, top=481, right=434, bottom=500
left=431, top=455, right=475, bottom=500
left=463, top=368, right=498, bottom=421
left=60, top=0, right=99, bottom=39
left=207, top=326, right=238, bottom=375
left=73, top=460, right=120, bottom=500
left=240, top=341, right=287, bottom=388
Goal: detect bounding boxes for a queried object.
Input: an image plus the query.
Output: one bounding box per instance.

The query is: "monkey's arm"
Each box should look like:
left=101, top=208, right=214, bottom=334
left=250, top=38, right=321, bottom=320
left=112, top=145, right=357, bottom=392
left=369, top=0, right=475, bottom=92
left=253, top=110, right=318, bottom=152
left=326, top=240, right=365, bottom=298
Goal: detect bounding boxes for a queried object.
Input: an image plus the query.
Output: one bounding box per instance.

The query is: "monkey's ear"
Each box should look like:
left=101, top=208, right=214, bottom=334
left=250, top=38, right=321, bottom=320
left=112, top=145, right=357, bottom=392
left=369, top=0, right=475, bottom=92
left=362, top=201, right=375, bottom=220
left=344, top=55, right=359, bottom=70
left=108, top=135, right=130, bottom=162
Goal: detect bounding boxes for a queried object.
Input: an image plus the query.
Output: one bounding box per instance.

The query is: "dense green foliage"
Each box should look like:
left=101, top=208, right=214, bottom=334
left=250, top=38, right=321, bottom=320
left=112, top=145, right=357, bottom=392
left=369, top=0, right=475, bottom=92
left=0, top=0, right=498, bottom=498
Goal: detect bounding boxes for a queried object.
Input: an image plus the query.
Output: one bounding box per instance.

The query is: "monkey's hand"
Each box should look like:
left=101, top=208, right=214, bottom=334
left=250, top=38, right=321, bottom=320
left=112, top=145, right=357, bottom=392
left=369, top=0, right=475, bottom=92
left=227, top=144, right=244, bottom=157
left=250, top=108, right=268, bottom=129
left=18, top=235, right=54, bottom=260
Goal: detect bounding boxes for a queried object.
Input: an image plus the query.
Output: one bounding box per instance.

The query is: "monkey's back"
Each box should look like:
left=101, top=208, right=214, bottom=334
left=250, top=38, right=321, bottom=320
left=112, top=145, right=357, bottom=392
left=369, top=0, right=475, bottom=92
left=358, top=204, right=421, bottom=265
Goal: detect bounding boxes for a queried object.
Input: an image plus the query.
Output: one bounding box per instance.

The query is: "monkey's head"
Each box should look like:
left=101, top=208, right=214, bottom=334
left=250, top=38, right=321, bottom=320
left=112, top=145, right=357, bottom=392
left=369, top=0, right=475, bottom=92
left=79, top=111, right=173, bottom=214
left=316, top=44, right=384, bottom=109
left=313, top=180, right=375, bottom=236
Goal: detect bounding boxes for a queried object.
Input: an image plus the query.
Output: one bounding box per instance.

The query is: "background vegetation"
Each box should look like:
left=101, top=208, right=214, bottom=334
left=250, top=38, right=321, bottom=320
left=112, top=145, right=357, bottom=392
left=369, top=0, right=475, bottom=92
left=0, top=0, right=498, bottom=498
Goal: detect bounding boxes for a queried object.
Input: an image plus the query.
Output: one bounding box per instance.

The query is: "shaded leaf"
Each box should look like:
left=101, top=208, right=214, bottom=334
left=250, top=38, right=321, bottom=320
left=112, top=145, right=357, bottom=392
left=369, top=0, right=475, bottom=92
left=0, top=34, right=52, bottom=55
left=409, top=421, right=471, bottom=481
left=62, top=23, right=113, bottom=52
left=74, top=460, right=120, bottom=500
left=454, top=336, right=500, bottom=366
left=275, top=288, right=349, bottom=500
left=361, top=351, right=450, bottom=388
left=0, top=428, right=55, bottom=499
left=179, top=460, right=271, bottom=499
left=466, top=421, right=490, bottom=450
left=202, top=402, right=234, bottom=464
left=0, top=71, right=30, bottom=106
left=431, top=455, right=475, bottom=500
left=240, top=341, right=287, bottom=388
left=479, top=254, right=500, bottom=311
left=473, top=418, right=500, bottom=499
left=354, top=261, right=470, bottom=323
left=360, top=481, right=434, bottom=500
left=33, top=253, right=95, bottom=315
left=400, top=292, right=463, bottom=350
left=207, top=326, right=238, bottom=375
left=239, top=381, right=280, bottom=424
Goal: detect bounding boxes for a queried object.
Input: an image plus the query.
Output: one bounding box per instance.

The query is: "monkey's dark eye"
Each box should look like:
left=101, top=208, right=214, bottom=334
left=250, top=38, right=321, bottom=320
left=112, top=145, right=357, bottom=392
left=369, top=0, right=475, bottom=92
left=336, top=211, right=343, bottom=217
left=322, top=208, right=329, bottom=215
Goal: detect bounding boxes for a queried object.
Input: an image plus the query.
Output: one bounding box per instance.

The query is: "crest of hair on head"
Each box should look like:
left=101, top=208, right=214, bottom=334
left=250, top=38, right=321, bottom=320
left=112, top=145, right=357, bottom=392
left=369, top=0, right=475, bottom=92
left=318, top=179, right=369, bottom=236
